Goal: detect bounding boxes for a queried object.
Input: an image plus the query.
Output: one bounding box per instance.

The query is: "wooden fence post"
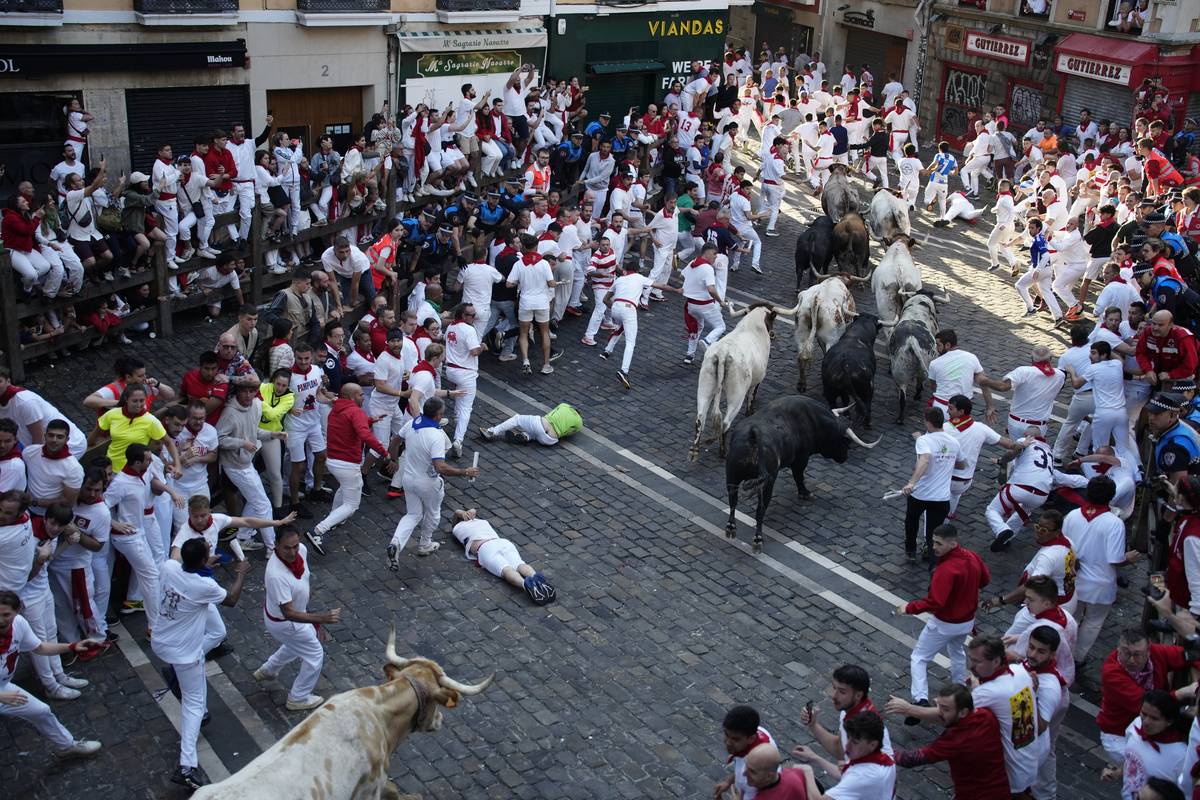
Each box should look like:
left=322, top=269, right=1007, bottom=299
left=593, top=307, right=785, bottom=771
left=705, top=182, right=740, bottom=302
left=0, top=255, right=24, bottom=382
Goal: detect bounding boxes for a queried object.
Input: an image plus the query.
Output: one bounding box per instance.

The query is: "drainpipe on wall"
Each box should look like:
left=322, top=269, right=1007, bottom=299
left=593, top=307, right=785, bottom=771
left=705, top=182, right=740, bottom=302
left=912, top=0, right=931, bottom=143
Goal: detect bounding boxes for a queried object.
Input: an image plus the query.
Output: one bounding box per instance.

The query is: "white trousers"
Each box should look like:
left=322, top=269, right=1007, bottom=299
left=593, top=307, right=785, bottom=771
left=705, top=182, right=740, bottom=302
left=685, top=300, right=725, bottom=355
left=1053, top=393, right=1094, bottom=462
left=172, top=656, right=206, bottom=768
left=589, top=188, right=609, bottom=219
left=713, top=254, right=729, bottom=302
left=316, top=458, right=364, bottom=536
left=22, top=590, right=64, bottom=689
left=42, top=244, right=83, bottom=293
left=1073, top=599, right=1112, bottom=661
left=154, top=198, right=179, bottom=259
left=924, top=181, right=948, bottom=217
left=985, top=484, right=1047, bottom=537
left=0, top=679, right=73, bottom=750
left=733, top=226, right=761, bottom=270
left=48, top=562, right=100, bottom=643
left=1125, top=383, right=1152, bottom=466
left=471, top=303, right=491, bottom=340
left=642, top=238, right=677, bottom=304
left=492, top=415, right=558, bottom=446
left=948, top=479, right=971, bottom=515
left=91, top=544, right=111, bottom=637
left=110, top=532, right=159, bottom=632
left=1052, top=260, right=1086, bottom=309
left=262, top=614, right=324, bottom=703
left=867, top=156, right=889, bottom=188
left=944, top=196, right=982, bottom=222
left=988, top=223, right=1017, bottom=269
left=1016, top=267, right=1061, bottom=319
left=445, top=366, right=477, bottom=445
left=910, top=615, right=973, bottom=702
left=1031, top=694, right=1069, bottom=800
left=585, top=291, right=615, bottom=339
left=314, top=185, right=334, bottom=222
left=10, top=248, right=54, bottom=292
left=1091, top=405, right=1127, bottom=454
left=604, top=302, right=640, bottom=373
left=390, top=477, right=444, bottom=550
left=283, top=182, right=301, bottom=236
left=961, top=155, right=992, bottom=194
left=899, top=179, right=919, bottom=208
left=197, top=196, right=215, bottom=246
left=762, top=183, right=783, bottom=231
left=569, top=256, right=587, bottom=309
left=223, top=464, right=274, bottom=547
left=230, top=181, right=255, bottom=241
left=552, top=258, right=573, bottom=322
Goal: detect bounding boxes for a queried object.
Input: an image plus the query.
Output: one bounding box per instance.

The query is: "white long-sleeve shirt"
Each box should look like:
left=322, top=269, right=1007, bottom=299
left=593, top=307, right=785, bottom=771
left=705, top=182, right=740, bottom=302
left=1049, top=227, right=1088, bottom=265
left=151, top=159, right=181, bottom=197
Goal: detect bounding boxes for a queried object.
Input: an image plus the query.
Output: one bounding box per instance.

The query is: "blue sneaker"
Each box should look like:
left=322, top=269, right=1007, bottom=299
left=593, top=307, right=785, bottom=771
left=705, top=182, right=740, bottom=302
left=215, top=550, right=233, bottom=566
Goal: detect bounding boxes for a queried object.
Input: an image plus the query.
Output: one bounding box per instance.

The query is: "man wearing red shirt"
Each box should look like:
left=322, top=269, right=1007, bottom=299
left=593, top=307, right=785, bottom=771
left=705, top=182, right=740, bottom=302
left=896, top=525, right=989, bottom=720
left=1135, top=309, right=1198, bottom=389
left=894, top=684, right=1010, bottom=800
left=741, top=744, right=809, bottom=799
left=177, top=352, right=230, bottom=425
left=368, top=307, right=396, bottom=357
left=202, top=129, right=237, bottom=228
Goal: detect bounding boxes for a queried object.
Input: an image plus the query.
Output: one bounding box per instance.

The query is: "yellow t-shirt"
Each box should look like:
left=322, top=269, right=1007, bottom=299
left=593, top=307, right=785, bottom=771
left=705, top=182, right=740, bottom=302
left=98, top=408, right=167, bottom=470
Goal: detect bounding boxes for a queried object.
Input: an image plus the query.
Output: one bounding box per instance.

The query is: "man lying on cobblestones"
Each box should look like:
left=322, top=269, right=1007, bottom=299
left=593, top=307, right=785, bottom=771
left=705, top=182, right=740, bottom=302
left=479, top=402, right=582, bottom=446
left=449, top=508, right=554, bottom=604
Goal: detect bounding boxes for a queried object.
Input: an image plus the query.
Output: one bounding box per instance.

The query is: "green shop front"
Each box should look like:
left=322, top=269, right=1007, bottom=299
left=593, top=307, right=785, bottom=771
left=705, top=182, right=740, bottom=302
left=394, top=27, right=548, bottom=112
left=545, top=10, right=728, bottom=122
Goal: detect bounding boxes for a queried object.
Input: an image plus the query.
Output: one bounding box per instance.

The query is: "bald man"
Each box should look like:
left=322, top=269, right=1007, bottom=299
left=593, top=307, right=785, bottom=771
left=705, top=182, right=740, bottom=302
left=978, top=345, right=1066, bottom=438
left=742, top=744, right=808, bottom=798
left=1136, top=309, right=1199, bottom=391
left=308, top=383, right=391, bottom=554
left=215, top=331, right=260, bottom=389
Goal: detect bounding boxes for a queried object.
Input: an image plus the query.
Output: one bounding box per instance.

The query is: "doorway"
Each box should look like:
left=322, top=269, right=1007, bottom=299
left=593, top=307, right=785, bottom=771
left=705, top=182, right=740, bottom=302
left=266, top=86, right=364, bottom=155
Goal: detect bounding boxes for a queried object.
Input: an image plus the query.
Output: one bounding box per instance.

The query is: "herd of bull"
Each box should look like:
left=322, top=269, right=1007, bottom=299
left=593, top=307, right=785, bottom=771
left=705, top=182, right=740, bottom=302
left=689, top=166, right=953, bottom=553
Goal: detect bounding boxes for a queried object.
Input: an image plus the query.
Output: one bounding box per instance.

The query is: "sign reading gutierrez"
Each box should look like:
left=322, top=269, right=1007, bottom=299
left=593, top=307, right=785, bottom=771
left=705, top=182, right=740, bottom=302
left=1054, top=53, right=1132, bottom=86
left=963, top=32, right=1031, bottom=66
left=417, top=50, right=520, bottom=77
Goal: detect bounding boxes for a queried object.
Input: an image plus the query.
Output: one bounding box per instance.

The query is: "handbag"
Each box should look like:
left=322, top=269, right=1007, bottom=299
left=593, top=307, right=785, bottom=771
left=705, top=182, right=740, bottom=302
left=96, top=204, right=121, bottom=234
left=180, top=182, right=204, bottom=218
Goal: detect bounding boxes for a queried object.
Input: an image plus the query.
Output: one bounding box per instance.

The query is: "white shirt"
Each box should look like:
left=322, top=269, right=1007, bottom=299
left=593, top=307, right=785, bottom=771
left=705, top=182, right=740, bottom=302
left=265, top=544, right=311, bottom=620
left=152, top=158, right=181, bottom=196
left=761, top=154, right=786, bottom=184
left=22, top=444, right=83, bottom=516
left=1057, top=345, right=1093, bottom=394
left=1008, top=439, right=1054, bottom=491
left=1005, top=365, right=1065, bottom=423
left=681, top=262, right=717, bottom=301
left=730, top=192, right=753, bottom=227
left=63, top=497, right=110, bottom=570
left=226, top=137, right=258, bottom=183
left=0, top=615, right=40, bottom=683
left=1093, top=279, right=1140, bottom=322
left=288, top=364, right=325, bottom=426
left=972, top=665, right=1041, bottom=794
left=453, top=517, right=500, bottom=561
left=0, top=454, right=24, bottom=494
left=456, top=97, right=479, bottom=138
left=1005, top=607, right=1078, bottom=686
left=504, top=81, right=528, bottom=116
left=943, top=418, right=1002, bottom=481
left=63, top=188, right=99, bottom=240
left=509, top=257, right=554, bottom=310
left=152, top=559, right=227, bottom=664
left=912, top=431, right=960, bottom=501
left=49, top=161, right=85, bottom=197
left=321, top=246, right=370, bottom=279
left=0, top=514, right=34, bottom=595
left=610, top=273, right=655, bottom=305
left=399, top=416, right=447, bottom=484
left=105, top=470, right=151, bottom=531
left=1066, top=506, right=1126, bottom=604
left=457, top=262, right=503, bottom=310
left=172, top=512, right=232, bottom=555
left=927, top=349, right=982, bottom=404
left=826, top=760, right=897, bottom=800
left=445, top=320, right=480, bottom=371
left=1082, top=359, right=1124, bottom=410
left=173, top=423, right=219, bottom=492
left=885, top=108, right=916, bottom=133
left=882, top=81, right=904, bottom=108
left=368, top=350, right=405, bottom=416
left=1049, top=227, right=1087, bottom=264
left=1122, top=716, right=1186, bottom=800
left=676, top=113, right=702, bottom=149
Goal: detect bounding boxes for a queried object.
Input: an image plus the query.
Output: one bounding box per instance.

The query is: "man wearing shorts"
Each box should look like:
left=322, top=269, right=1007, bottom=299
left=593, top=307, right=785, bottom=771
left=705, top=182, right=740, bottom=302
left=507, top=233, right=561, bottom=376
left=450, top=508, right=555, bottom=604
left=285, top=343, right=334, bottom=517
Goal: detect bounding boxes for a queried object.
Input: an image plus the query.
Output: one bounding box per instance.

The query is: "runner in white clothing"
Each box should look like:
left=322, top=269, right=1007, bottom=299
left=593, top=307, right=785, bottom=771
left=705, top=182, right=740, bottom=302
left=943, top=395, right=1017, bottom=517
left=450, top=509, right=556, bottom=604
left=444, top=303, right=485, bottom=456
left=600, top=263, right=682, bottom=388
left=643, top=195, right=681, bottom=304
left=453, top=246, right=503, bottom=339
left=978, top=346, right=1066, bottom=438
left=986, top=427, right=1055, bottom=551
left=926, top=330, right=992, bottom=413
left=729, top=180, right=769, bottom=273
left=987, top=181, right=1020, bottom=274
left=681, top=245, right=725, bottom=364
left=757, top=139, right=788, bottom=235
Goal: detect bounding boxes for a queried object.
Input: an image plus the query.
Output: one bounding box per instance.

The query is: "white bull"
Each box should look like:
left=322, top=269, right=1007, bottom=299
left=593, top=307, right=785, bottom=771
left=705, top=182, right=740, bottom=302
left=780, top=275, right=864, bottom=393
left=821, top=164, right=861, bottom=224
left=887, top=290, right=949, bottom=424
left=872, top=236, right=922, bottom=336
left=193, top=626, right=494, bottom=800
left=866, top=188, right=911, bottom=243
left=688, top=301, right=789, bottom=461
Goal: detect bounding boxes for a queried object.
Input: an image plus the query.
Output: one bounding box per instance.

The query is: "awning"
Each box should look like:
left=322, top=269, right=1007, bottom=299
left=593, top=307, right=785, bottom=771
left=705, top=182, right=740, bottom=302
left=1053, top=32, right=1160, bottom=87
left=588, top=60, right=666, bottom=75
left=394, top=26, right=546, bottom=53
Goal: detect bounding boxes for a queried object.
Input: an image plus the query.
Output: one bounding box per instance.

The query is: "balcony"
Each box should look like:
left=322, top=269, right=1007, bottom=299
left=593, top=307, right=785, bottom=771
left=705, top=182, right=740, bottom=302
left=437, top=0, right=523, bottom=24
left=0, top=0, right=64, bottom=27
left=294, top=0, right=392, bottom=25
left=133, top=0, right=239, bottom=25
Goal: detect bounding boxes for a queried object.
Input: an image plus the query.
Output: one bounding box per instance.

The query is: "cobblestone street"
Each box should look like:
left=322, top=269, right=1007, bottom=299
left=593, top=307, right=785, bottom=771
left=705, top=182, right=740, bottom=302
left=0, top=160, right=1135, bottom=800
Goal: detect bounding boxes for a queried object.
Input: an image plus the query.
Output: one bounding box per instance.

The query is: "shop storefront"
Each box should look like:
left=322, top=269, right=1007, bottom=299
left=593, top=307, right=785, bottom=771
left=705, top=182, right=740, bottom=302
left=1053, top=35, right=1152, bottom=131
left=395, top=27, right=547, bottom=113
left=751, top=2, right=815, bottom=64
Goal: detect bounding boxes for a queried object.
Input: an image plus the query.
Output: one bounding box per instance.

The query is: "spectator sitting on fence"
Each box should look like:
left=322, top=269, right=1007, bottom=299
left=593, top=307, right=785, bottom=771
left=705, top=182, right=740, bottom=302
left=120, top=171, right=169, bottom=278
left=79, top=297, right=131, bottom=347
left=194, top=252, right=245, bottom=320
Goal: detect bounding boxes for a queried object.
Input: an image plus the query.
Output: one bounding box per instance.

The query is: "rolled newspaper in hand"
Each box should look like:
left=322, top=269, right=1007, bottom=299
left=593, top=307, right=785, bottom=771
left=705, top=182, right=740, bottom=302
left=883, top=490, right=905, bottom=501
left=471, top=452, right=478, bottom=483
left=229, top=539, right=246, bottom=561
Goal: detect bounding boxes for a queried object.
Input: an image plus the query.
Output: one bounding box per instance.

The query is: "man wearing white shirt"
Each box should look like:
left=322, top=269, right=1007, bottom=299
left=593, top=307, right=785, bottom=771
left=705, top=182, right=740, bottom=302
left=444, top=303, right=484, bottom=455
left=643, top=195, right=681, bottom=305
left=812, top=121, right=836, bottom=190
left=987, top=179, right=1020, bottom=274
left=552, top=211, right=583, bottom=322
left=49, top=145, right=85, bottom=200
left=677, top=109, right=703, bottom=150
left=757, top=139, right=787, bottom=236
left=942, top=395, right=1015, bottom=517
left=1048, top=217, right=1088, bottom=319
left=885, top=100, right=917, bottom=167
left=926, top=329, right=991, bottom=412
left=881, top=75, right=904, bottom=109
left=225, top=118, right=272, bottom=246
left=22, top=422, right=82, bottom=517
left=1076, top=109, right=1099, bottom=149
left=979, top=345, right=1066, bottom=439
left=104, top=444, right=161, bottom=633
left=797, top=115, right=821, bottom=179
left=454, top=245, right=503, bottom=339
left=729, top=179, right=768, bottom=274
left=599, top=262, right=682, bottom=389
left=1052, top=325, right=1096, bottom=465
left=506, top=235, right=560, bottom=376
left=1092, top=263, right=1140, bottom=323
left=901, top=407, right=964, bottom=562
left=680, top=244, right=724, bottom=365
left=576, top=141, right=615, bottom=219
left=960, top=121, right=992, bottom=199
left=152, top=143, right=183, bottom=268
left=320, top=235, right=374, bottom=309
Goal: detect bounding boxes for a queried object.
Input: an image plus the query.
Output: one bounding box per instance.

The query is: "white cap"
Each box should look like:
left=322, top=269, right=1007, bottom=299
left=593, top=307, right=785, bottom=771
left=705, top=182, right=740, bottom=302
left=129, top=171, right=150, bottom=183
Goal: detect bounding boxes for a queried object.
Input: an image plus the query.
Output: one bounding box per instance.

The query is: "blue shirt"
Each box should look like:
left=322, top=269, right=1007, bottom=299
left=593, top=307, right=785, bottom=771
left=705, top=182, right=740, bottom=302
left=931, top=153, right=957, bottom=183
left=830, top=126, right=849, bottom=155
left=1029, top=233, right=1049, bottom=270
left=584, top=121, right=607, bottom=141
left=555, top=141, right=583, bottom=164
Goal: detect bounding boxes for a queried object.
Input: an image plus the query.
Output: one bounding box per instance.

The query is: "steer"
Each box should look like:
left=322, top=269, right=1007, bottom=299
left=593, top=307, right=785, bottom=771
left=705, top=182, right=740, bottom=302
left=779, top=275, right=860, bottom=393
left=866, top=188, right=912, bottom=243
left=831, top=212, right=871, bottom=279
left=885, top=289, right=948, bottom=424
left=688, top=301, right=788, bottom=461
left=872, top=236, right=921, bottom=336
left=193, top=625, right=495, bottom=800
left=795, top=215, right=835, bottom=288
left=724, top=396, right=880, bottom=552
left=821, top=313, right=882, bottom=428
left=821, top=163, right=860, bottom=224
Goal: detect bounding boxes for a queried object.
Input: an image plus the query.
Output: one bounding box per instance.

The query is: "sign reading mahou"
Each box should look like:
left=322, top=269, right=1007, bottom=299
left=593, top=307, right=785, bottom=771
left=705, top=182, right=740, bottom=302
left=0, top=41, right=246, bottom=75
left=963, top=32, right=1031, bottom=66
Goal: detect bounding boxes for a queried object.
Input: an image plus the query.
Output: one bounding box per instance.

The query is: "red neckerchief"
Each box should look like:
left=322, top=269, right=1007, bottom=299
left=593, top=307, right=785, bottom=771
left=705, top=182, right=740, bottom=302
left=1025, top=658, right=1067, bottom=688
left=1109, top=276, right=1127, bottom=285
left=272, top=337, right=289, bottom=347
left=662, top=207, right=675, bottom=219
left=274, top=546, right=305, bottom=580
left=1040, top=534, right=1073, bottom=554
left=1136, top=723, right=1184, bottom=752
left=1031, top=360, right=1056, bottom=377
left=44, top=444, right=71, bottom=460
left=1080, top=503, right=1110, bottom=522
left=0, top=385, right=25, bottom=405
left=1097, top=217, right=1115, bottom=229
left=690, top=257, right=713, bottom=269
left=188, top=515, right=213, bottom=535
left=412, top=360, right=437, bottom=379
left=157, top=157, right=171, bottom=166
left=413, top=329, right=432, bottom=345
left=451, top=319, right=469, bottom=328
left=121, top=406, right=148, bottom=420
left=843, top=697, right=880, bottom=723
left=1091, top=461, right=1113, bottom=474
left=975, top=664, right=1013, bottom=685
left=726, top=730, right=771, bottom=763
left=1034, top=606, right=1069, bottom=628
left=1000, top=191, right=1013, bottom=197
left=950, top=414, right=974, bottom=432
left=497, top=245, right=516, bottom=259
left=290, top=364, right=310, bottom=376
left=120, top=465, right=146, bottom=483
left=736, top=189, right=750, bottom=201
left=353, top=347, right=375, bottom=364
left=0, top=448, right=20, bottom=463
left=538, top=232, right=556, bottom=242
left=845, top=750, right=895, bottom=768
left=522, top=252, right=542, bottom=265
left=351, top=146, right=362, bottom=153
left=31, top=516, right=53, bottom=542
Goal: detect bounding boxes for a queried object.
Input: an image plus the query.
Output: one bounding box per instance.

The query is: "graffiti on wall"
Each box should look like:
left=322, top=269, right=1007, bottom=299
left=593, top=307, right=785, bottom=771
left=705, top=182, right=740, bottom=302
left=942, top=68, right=987, bottom=109
left=1008, top=83, right=1042, bottom=131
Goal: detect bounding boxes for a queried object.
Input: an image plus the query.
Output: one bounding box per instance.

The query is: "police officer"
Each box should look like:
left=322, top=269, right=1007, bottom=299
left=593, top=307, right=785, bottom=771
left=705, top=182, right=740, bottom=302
left=500, top=176, right=532, bottom=217
left=584, top=111, right=612, bottom=154
left=468, top=189, right=512, bottom=240
left=610, top=125, right=635, bottom=160
left=394, top=210, right=435, bottom=281
left=1140, top=262, right=1200, bottom=329
left=551, top=131, right=585, bottom=190
left=1177, top=379, right=1200, bottom=433
left=1148, top=392, right=1200, bottom=483
left=439, top=191, right=478, bottom=258
left=417, top=224, right=456, bottom=281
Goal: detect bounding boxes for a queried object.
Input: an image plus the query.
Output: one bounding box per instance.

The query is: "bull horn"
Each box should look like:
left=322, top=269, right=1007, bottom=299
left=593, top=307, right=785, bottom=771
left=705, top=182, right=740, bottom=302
left=386, top=623, right=412, bottom=668
left=830, top=403, right=854, bottom=417
left=844, top=428, right=882, bottom=448
left=847, top=275, right=871, bottom=284
left=772, top=302, right=800, bottom=316
left=880, top=315, right=898, bottom=327
left=438, top=670, right=497, bottom=696
left=933, top=285, right=951, bottom=303
left=898, top=290, right=916, bottom=299
left=726, top=301, right=748, bottom=318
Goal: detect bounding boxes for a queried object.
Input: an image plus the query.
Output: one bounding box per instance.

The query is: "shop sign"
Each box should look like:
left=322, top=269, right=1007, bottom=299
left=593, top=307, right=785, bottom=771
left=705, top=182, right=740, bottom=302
left=963, top=32, right=1031, bottom=65
left=843, top=10, right=875, bottom=28
left=751, top=2, right=795, bottom=22
left=945, top=25, right=965, bottom=52
left=1054, top=52, right=1132, bottom=86
left=0, top=41, right=246, bottom=74
left=417, top=50, right=519, bottom=77
left=1067, top=9, right=1086, bottom=19
left=646, top=18, right=725, bottom=36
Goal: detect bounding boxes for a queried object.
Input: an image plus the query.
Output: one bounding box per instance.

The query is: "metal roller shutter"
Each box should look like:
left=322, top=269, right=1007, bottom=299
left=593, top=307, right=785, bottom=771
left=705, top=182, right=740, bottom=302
left=1060, top=76, right=1134, bottom=131
left=580, top=73, right=656, bottom=125
left=755, top=16, right=797, bottom=61
left=845, top=29, right=889, bottom=98
left=126, top=85, right=250, bottom=174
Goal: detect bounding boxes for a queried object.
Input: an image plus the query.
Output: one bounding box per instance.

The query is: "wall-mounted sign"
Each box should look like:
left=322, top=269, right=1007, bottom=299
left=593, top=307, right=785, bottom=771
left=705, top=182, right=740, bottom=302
left=1067, top=9, right=1086, bottom=19
left=1054, top=52, right=1132, bottom=86
left=416, top=50, right=520, bottom=77
left=646, top=18, right=725, bottom=36
left=843, top=10, right=875, bottom=28
left=964, top=31, right=1032, bottom=65
left=945, top=25, right=965, bottom=51
left=751, top=2, right=795, bottom=22
left=0, top=41, right=246, bottom=74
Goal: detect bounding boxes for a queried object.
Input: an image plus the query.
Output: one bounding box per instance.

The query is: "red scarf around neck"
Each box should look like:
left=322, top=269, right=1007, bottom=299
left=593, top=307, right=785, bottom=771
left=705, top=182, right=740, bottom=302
left=1136, top=723, right=1183, bottom=752
left=0, top=385, right=25, bottom=405
left=846, top=749, right=895, bottom=768
left=727, top=729, right=771, bottom=763
left=274, top=546, right=305, bottom=580
left=44, top=444, right=71, bottom=460
left=950, top=414, right=974, bottom=432
left=0, top=448, right=20, bottom=463
left=1031, top=360, right=1056, bottom=376
left=1080, top=503, right=1110, bottom=522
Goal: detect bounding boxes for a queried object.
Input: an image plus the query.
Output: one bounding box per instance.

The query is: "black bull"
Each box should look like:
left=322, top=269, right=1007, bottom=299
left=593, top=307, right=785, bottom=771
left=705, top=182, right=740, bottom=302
left=724, top=396, right=880, bottom=552
left=821, top=313, right=881, bottom=429
left=795, top=216, right=834, bottom=287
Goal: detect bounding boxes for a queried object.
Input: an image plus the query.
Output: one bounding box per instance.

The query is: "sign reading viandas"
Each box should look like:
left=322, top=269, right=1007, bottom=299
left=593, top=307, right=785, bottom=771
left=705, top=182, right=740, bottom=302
left=416, top=50, right=520, bottom=77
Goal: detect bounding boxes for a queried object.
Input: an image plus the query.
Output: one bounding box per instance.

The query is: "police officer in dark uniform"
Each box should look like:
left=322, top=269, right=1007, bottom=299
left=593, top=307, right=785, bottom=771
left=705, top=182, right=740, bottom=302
left=1176, top=379, right=1200, bottom=434
left=1148, top=392, right=1200, bottom=482
left=1139, top=260, right=1200, bottom=330
left=500, top=176, right=532, bottom=217
left=584, top=112, right=611, bottom=154
left=417, top=224, right=457, bottom=291
left=438, top=191, right=478, bottom=258
left=551, top=132, right=585, bottom=190
left=469, top=189, right=512, bottom=240
left=610, top=125, right=635, bottom=160
left=394, top=210, right=435, bottom=279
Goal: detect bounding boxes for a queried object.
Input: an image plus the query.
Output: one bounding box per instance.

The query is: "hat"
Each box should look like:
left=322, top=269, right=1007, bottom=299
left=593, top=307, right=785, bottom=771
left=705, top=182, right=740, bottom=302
left=129, top=171, right=150, bottom=183
left=1169, top=192, right=1185, bottom=203
left=616, top=125, right=627, bottom=132
left=422, top=210, right=438, bottom=221
left=570, top=131, right=583, bottom=138
left=1138, top=199, right=1158, bottom=208
left=1133, top=261, right=1154, bottom=275
left=506, top=176, right=523, bottom=187
left=462, top=191, right=480, bottom=203
left=1144, top=212, right=1167, bottom=225
left=438, top=224, right=453, bottom=236
left=1175, top=378, right=1198, bottom=393
left=486, top=188, right=503, bottom=198
left=599, top=111, right=612, bottom=118
left=386, top=329, right=406, bottom=341
left=1148, top=393, right=1185, bottom=413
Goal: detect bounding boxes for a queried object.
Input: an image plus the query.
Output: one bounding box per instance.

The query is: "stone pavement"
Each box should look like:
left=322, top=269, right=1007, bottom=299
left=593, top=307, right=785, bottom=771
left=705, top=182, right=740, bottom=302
left=0, top=156, right=1136, bottom=799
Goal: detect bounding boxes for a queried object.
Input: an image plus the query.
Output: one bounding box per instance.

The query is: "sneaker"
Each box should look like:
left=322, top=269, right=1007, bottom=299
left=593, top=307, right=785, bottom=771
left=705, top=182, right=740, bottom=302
left=498, top=352, right=517, bottom=362
left=987, top=263, right=1000, bottom=271
left=451, top=440, right=463, bottom=458
left=238, top=537, right=265, bottom=552
left=617, top=371, right=631, bottom=389
left=549, top=348, right=564, bottom=361
left=218, top=526, right=238, bottom=541
left=386, top=488, right=405, bottom=499
left=286, top=694, right=326, bottom=711
left=600, top=322, right=618, bottom=331
left=117, top=334, right=133, bottom=345
left=1011, top=266, right=1020, bottom=278
left=1053, top=317, right=1068, bottom=330
left=541, top=364, right=554, bottom=375
left=750, top=264, right=763, bottom=274
left=55, top=674, right=89, bottom=690
left=179, top=247, right=195, bottom=261
left=904, top=698, right=931, bottom=727
left=683, top=354, right=694, bottom=364
left=697, top=339, right=708, bottom=354
left=582, top=336, right=597, bottom=346
left=598, top=350, right=610, bottom=360
left=102, top=271, right=114, bottom=282
left=522, top=361, right=532, bottom=375
left=932, top=219, right=950, bottom=228
left=54, top=740, right=101, bottom=759
left=198, top=248, right=219, bottom=260
left=905, top=551, right=917, bottom=564
left=105, top=631, right=119, bottom=643
left=307, top=487, right=333, bottom=503
left=1064, top=304, right=1082, bottom=321
left=305, top=528, right=327, bottom=556
left=161, top=665, right=181, bottom=701
left=523, top=576, right=542, bottom=603
left=565, top=306, right=583, bottom=316
left=171, top=765, right=209, bottom=790
left=531, top=573, right=556, bottom=604
left=1020, top=309, right=1038, bottom=318
left=416, top=542, right=441, bottom=557
left=764, top=229, right=780, bottom=237
left=268, top=264, right=288, bottom=275
left=117, top=267, right=132, bottom=279
left=990, top=530, right=1016, bottom=553
left=649, top=293, right=667, bottom=302
left=201, top=710, right=212, bottom=727
left=44, top=683, right=81, bottom=700
left=252, top=667, right=275, bottom=682
left=121, top=600, right=144, bottom=615
left=479, top=426, right=495, bottom=441
left=504, top=430, right=531, bottom=444
left=386, top=543, right=400, bottom=572
left=290, top=503, right=313, bottom=520
left=205, top=639, right=235, bottom=661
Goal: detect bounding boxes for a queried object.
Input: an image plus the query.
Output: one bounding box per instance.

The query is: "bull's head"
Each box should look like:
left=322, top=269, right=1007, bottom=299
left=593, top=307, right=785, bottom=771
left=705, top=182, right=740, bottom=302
left=884, top=233, right=919, bottom=249
left=727, top=300, right=789, bottom=337
left=824, top=415, right=882, bottom=461
left=900, top=286, right=950, bottom=304
left=384, top=624, right=496, bottom=733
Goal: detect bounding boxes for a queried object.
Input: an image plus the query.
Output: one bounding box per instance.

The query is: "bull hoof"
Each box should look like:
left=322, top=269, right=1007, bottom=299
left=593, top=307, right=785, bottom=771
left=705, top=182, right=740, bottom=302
left=687, top=448, right=699, bottom=463
left=797, top=382, right=807, bottom=394
left=752, top=536, right=763, bottom=554
left=725, top=524, right=738, bottom=540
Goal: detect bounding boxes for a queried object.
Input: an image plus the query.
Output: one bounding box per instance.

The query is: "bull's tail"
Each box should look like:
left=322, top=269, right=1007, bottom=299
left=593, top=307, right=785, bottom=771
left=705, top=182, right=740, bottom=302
left=706, top=353, right=729, bottom=444
left=737, top=425, right=768, bottom=494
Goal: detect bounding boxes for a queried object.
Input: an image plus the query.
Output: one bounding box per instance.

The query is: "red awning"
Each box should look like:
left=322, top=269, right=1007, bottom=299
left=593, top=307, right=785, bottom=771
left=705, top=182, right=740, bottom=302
left=1054, top=32, right=1157, bottom=65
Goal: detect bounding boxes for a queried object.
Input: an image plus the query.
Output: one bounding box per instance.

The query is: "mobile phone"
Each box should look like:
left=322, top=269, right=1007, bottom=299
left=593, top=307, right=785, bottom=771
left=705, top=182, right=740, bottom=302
left=805, top=699, right=813, bottom=720
left=268, top=108, right=274, bottom=115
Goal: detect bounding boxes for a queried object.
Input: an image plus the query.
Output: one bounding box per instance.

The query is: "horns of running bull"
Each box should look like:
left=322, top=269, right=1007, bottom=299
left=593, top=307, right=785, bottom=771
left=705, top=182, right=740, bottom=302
left=386, top=623, right=411, bottom=668
left=438, top=670, right=498, bottom=696
left=847, top=274, right=871, bottom=284
left=726, top=301, right=748, bottom=318
left=772, top=302, right=800, bottom=316
left=898, top=290, right=916, bottom=299
left=844, top=428, right=882, bottom=448
left=830, top=403, right=854, bottom=417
